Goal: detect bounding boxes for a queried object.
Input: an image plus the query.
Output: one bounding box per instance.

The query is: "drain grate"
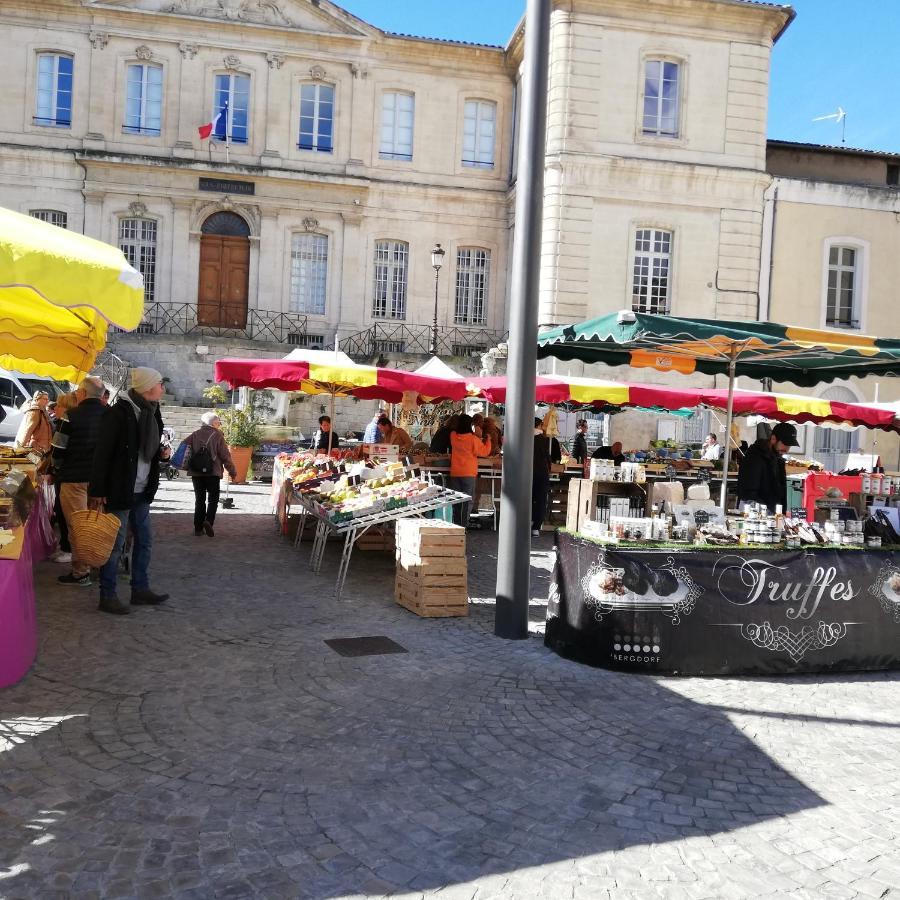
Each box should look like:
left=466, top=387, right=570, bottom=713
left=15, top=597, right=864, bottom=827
left=324, top=636, right=408, bottom=658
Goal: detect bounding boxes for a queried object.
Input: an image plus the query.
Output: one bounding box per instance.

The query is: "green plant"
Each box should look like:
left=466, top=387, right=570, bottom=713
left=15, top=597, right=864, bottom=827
left=203, top=384, right=228, bottom=406
left=219, top=406, right=264, bottom=448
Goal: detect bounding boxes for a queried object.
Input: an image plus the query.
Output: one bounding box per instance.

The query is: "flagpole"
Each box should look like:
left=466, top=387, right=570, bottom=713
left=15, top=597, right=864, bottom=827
left=225, top=99, right=230, bottom=165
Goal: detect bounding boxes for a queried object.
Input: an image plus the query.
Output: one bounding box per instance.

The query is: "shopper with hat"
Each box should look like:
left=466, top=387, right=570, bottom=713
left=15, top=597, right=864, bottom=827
left=736, top=421, right=799, bottom=512
left=89, top=366, right=171, bottom=614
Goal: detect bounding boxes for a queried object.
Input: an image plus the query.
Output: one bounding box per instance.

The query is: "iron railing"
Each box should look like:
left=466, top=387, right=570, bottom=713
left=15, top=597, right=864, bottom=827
left=340, top=323, right=507, bottom=360
left=114, top=302, right=309, bottom=344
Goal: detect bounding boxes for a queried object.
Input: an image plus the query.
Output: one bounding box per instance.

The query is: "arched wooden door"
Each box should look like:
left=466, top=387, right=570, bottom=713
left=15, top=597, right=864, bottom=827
left=198, top=212, right=251, bottom=329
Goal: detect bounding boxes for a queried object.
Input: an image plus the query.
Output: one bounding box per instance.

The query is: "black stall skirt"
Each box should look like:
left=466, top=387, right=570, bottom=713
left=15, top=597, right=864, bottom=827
left=546, top=531, right=900, bottom=675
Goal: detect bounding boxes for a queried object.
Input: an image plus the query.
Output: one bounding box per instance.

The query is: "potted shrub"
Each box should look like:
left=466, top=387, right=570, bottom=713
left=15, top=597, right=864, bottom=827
left=219, top=406, right=263, bottom=484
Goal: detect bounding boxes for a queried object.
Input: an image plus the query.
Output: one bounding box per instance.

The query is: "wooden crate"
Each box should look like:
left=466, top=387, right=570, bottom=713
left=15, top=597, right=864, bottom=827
left=395, top=519, right=466, bottom=560
left=566, top=478, right=600, bottom=533
left=357, top=525, right=395, bottom=552
left=395, top=573, right=468, bottom=617
left=397, top=557, right=467, bottom=581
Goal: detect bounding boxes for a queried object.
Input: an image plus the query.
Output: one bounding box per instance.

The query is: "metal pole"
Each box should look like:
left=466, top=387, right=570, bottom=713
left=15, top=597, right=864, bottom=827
left=430, top=267, right=440, bottom=356
left=494, top=0, right=551, bottom=640
left=719, top=348, right=738, bottom=510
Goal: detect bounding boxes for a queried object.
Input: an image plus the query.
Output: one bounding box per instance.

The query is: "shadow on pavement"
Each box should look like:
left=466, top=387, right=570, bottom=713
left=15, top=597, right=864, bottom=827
left=0, top=502, right=828, bottom=897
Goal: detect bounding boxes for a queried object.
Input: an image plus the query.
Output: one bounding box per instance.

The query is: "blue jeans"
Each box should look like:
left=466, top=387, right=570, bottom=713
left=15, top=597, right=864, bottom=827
left=448, top=476, right=475, bottom=527
left=100, top=496, right=153, bottom=597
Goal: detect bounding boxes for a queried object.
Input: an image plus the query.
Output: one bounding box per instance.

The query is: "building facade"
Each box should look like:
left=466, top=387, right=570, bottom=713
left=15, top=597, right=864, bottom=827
left=764, top=142, right=900, bottom=468
left=5, top=0, right=899, bottom=467
left=0, top=0, right=515, bottom=390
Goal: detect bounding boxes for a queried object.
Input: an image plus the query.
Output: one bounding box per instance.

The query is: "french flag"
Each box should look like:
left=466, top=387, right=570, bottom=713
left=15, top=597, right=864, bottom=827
left=198, top=100, right=228, bottom=140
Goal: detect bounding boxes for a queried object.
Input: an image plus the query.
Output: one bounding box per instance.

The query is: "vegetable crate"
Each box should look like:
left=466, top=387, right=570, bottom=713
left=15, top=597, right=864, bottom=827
left=395, top=520, right=468, bottom=617
left=357, top=525, right=395, bottom=552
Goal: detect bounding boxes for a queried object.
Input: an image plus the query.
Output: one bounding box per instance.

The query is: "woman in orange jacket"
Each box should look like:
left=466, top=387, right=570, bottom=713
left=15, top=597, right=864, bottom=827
left=449, top=413, right=491, bottom=527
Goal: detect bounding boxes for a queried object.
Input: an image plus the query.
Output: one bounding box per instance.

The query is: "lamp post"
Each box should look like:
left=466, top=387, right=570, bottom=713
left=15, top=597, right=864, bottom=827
left=429, top=242, right=445, bottom=356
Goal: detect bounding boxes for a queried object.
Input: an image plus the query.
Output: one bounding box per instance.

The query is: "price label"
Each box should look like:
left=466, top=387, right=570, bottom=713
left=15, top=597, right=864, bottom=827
left=791, top=508, right=807, bottom=520
left=696, top=468, right=712, bottom=484
left=693, top=509, right=711, bottom=527
left=665, top=465, right=677, bottom=481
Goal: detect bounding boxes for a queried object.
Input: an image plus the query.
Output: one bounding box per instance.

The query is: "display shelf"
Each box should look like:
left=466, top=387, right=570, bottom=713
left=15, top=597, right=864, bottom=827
left=291, top=487, right=471, bottom=598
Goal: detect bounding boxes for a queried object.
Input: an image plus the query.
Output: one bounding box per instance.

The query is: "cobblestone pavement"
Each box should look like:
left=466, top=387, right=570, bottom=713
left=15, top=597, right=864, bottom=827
left=3, top=479, right=900, bottom=899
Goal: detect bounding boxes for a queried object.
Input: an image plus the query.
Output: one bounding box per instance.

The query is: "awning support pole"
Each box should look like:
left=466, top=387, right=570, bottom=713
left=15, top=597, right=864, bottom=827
left=494, top=0, right=551, bottom=640
left=719, top=348, right=738, bottom=510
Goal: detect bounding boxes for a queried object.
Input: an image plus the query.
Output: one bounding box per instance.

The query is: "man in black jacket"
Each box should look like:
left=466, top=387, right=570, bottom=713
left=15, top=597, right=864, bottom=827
left=51, top=376, right=106, bottom=587
left=572, top=419, right=589, bottom=465
left=532, top=417, right=562, bottom=537
left=89, top=367, right=170, bottom=615
left=736, top=422, right=799, bottom=512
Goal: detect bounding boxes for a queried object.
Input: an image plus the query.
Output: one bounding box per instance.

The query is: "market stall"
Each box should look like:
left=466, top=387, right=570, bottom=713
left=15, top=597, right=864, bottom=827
left=533, top=312, right=900, bottom=674
left=537, top=311, right=900, bottom=508
left=278, top=451, right=470, bottom=598
left=547, top=530, right=900, bottom=675
left=0, top=206, right=145, bottom=688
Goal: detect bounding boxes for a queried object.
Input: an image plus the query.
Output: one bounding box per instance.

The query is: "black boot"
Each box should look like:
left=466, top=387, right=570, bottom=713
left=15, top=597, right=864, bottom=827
left=98, top=594, right=130, bottom=615
left=131, top=588, right=169, bottom=605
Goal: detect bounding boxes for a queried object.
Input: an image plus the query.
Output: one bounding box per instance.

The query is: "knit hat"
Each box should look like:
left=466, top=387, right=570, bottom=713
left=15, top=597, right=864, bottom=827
left=131, top=367, right=163, bottom=394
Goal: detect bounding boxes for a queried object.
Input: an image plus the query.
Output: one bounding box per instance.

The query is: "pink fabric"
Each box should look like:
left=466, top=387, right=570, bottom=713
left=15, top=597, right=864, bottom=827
left=0, top=487, right=51, bottom=688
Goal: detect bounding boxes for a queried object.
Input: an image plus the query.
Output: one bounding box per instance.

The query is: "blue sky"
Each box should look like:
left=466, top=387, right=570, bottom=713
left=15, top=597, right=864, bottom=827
left=339, top=0, right=900, bottom=154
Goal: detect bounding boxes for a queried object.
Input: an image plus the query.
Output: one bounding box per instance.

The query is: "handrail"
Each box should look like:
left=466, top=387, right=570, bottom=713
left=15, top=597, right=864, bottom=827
left=112, top=302, right=309, bottom=343
left=340, top=323, right=508, bottom=359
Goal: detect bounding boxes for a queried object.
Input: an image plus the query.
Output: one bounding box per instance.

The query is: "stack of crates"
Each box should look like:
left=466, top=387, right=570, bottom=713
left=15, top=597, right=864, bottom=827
left=394, top=520, right=468, bottom=617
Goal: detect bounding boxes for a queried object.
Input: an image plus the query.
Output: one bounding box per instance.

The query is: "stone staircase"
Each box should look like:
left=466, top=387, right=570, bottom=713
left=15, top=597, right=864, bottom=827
left=160, top=404, right=211, bottom=442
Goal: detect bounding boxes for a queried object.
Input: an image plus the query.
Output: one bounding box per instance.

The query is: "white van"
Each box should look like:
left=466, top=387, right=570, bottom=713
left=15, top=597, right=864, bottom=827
left=0, top=370, right=72, bottom=441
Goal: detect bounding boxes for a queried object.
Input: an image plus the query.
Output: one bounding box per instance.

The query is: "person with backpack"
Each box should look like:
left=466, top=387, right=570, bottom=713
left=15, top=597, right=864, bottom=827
left=185, top=411, right=237, bottom=537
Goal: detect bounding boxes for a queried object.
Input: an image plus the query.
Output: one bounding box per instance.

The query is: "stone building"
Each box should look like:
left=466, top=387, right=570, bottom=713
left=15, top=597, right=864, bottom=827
left=764, top=141, right=900, bottom=469
left=4, top=0, right=899, bottom=466
left=1, top=0, right=791, bottom=396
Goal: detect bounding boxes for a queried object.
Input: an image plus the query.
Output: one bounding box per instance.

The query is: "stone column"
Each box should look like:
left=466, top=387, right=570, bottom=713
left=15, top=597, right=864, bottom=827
left=256, top=210, right=281, bottom=312
left=169, top=199, right=194, bottom=304
left=262, top=53, right=287, bottom=166
left=84, top=31, right=111, bottom=150
left=174, top=42, right=199, bottom=160
left=82, top=190, right=105, bottom=241
left=337, top=210, right=364, bottom=338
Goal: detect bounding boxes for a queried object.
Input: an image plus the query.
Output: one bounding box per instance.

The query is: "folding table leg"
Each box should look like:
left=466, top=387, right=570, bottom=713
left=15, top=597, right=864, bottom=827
left=310, top=521, right=327, bottom=572
left=334, top=529, right=357, bottom=599
left=294, top=509, right=308, bottom=549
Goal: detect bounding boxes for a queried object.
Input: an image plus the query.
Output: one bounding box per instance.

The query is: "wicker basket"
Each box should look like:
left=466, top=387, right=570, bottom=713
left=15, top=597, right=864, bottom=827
left=69, top=508, right=122, bottom=568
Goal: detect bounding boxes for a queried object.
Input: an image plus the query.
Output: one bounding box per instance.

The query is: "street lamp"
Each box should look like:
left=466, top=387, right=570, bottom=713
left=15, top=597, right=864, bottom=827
left=429, top=242, right=445, bottom=356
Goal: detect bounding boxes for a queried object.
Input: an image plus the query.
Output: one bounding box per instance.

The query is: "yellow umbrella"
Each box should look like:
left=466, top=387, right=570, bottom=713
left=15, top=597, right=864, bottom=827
left=0, top=207, right=145, bottom=382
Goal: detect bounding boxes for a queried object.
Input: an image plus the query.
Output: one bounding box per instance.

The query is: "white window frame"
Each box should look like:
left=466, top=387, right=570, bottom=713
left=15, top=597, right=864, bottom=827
left=372, top=240, right=408, bottom=320
left=213, top=72, right=251, bottom=144
left=821, top=237, right=868, bottom=332
left=379, top=92, right=414, bottom=162
left=30, top=209, right=68, bottom=229
left=298, top=82, right=334, bottom=153
left=289, top=232, right=328, bottom=315
left=119, top=217, right=158, bottom=303
left=35, top=52, right=73, bottom=127
left=631, top=227, right=673, bottom=315
left=641, top=57, right=681, bottom=139
left=462, top=100, right=496, bottom=169
left=124, top=63, right=163, bottom=137
left=454, top=247, right=490, bottom=325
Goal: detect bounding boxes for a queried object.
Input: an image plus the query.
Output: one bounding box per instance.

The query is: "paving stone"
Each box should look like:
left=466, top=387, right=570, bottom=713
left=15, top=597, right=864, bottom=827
left=1, top=479, right=900, bottom=897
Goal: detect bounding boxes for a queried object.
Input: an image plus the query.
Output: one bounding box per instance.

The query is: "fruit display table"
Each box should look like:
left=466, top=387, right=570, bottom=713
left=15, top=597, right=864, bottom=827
left=546, top=530, right=900, bottom=676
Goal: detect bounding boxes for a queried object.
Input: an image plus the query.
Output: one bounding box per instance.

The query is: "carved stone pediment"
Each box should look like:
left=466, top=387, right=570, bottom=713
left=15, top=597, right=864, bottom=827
left=141, top=0, right=371, bottom=35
